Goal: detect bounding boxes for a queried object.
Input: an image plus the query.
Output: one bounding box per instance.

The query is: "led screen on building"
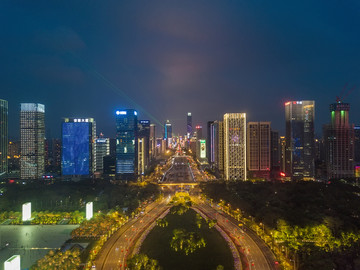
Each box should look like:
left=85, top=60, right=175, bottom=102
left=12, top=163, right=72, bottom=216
left=200, top=139, right=206, bottom=159
left=62, top=122, right=90, bottom=175
left=356, top=166, right=360, bottom=178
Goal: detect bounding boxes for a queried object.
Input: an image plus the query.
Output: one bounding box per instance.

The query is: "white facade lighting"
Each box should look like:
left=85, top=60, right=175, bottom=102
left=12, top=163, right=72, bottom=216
left=22, top=202, right=31, bottom=222
left=4, top=255, right=20, bottom=270
left=86, top=202, right=93, bottom=220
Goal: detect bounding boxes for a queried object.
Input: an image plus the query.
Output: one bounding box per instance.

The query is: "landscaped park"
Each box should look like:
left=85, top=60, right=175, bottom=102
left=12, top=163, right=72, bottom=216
left=137, top=193, right=234, bottom=270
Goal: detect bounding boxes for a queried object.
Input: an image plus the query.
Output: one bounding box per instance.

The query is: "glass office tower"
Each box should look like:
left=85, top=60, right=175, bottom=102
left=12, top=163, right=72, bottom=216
left=20, top=103, right=45, bottom=179
left=116, top=109, right=138, bottom=180
left=285, top=101, right=315, bottom=181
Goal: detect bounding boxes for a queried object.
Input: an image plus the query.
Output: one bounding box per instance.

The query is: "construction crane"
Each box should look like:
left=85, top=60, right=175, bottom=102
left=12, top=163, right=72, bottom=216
left=336, top=83, right=356, bottom=103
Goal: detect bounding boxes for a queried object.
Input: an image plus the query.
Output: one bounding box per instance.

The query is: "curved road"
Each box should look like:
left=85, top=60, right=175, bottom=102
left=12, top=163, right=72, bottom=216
left=94, top=199, right=169, bottom=270
left=193, top=197, right=278, bottom=270
left=94, top=155, right=278, bottom=270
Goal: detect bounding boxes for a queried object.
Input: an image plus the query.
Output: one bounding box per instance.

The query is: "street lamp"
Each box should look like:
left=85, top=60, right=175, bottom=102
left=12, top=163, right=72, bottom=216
left=290, top=258, right=296, bottom=270
left=260, top=222, right=264, bottom=233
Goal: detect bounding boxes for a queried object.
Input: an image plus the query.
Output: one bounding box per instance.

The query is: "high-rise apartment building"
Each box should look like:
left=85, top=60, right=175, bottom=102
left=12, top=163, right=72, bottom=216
left=354, top=126, right=360, bottom=166
left=20, top=103, right=45, bottom=179
left=95, top=137, right=110, bottom=172
left=280, top=136, right=286, bottom=172
left=324, top=102, right=354, bottom=179
left=150, top=124, right=156, bottom=159
left=62, top=118, right=96, bottom=176
left=207, top=121, right=215, bottom=165
left=285, top=101, right=315, bottom=181
left=224, top=113, right=246, bottom=180
left=270, top=130, right=280, bottom=173
left=8, top=141, right=20, bottom=173
left=138, top=137, right=146, bottom=175
left=0, top=99, right=8, bottom=177
left=218, top=120, right=224, bottom=173
left=45, top=138, right=61, bottom=174
left=116, top=109, right=138, bottom=180
left=195, top=125, right=204, bottom=159
left=247, top=122, right=271, bottom=179
left=195, top=125, right=203, bottom=140
left=138, top=120, right=150, bottom=175
left=187, top=112, right=192, bottom=139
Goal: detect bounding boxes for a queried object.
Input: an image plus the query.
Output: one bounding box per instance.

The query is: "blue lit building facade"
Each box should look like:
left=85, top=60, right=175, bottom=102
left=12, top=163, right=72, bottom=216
left=116, top=109, right=138, bottom=180
left=62, top=118, right=96, bottom=176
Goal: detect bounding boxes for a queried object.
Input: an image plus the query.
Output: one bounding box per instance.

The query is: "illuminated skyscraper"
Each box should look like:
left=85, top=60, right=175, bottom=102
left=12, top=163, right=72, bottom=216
left=224, top=113, right=246, bottom=180
left=164, top=120, right=172, bottom=148
left=247, top=122, right=271, bottom=179
left=207, top=121, right=215, bottom=165
left=20, top=103, right=45, bottom=179
left=187, top=112, right=192, bottom=138
left=45, top=138, right=61, bottom=174
left=270, top=130, right=280, bottom=172
left=62, top=118, right=96, bottom=176
left=116, top=109, right=138, bottom=180
left=8, top=140, right=20, bottom=173
left=150, top=124, right=156, bottom=159
left=195, top=125, right=203, bottom=140
left=0, top=99, right=8, bottom=177
left=95, top=137, right=110, bottom=173
left=285, top=101, right=315, bottom=180
left=354, top=125, right=360, bottom=165
left=280, top=136, right=286, bottom=172
left=324, top=102, right=354, bottom=179
left=138, top=120, right=150, bottom=175
left=164, top=120, right=172, bottom=139
left=218, top=120, right=224, bottom=173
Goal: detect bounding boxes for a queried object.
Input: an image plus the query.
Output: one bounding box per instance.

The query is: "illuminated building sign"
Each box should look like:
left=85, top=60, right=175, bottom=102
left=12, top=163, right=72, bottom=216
left=4, top=255, right=20, bottom=270
left=74, top=118, right=89, bottom=123
left=86, top=202, right=93, bottom=220
left=22, top=202, right=31, bottom=221
left=116, top=111, right=127, bottom=115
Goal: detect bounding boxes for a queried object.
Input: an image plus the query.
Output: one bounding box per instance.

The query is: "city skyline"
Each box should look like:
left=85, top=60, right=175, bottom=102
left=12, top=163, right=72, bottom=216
left=1, top=1, right=360, bottom=138
left=2, top=96, right=360, bottom=140
left=1, top=2, right=360, bottom=270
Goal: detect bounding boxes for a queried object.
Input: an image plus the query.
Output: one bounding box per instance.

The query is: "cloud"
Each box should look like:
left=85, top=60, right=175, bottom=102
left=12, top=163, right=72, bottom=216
left=33, top=27, right=86, bottom=53
left=26, top=54, right=85, bottom=85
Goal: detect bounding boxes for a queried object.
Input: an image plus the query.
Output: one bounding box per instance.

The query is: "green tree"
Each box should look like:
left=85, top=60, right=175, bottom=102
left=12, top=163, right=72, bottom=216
left=127, top=254, right=162, bottom=270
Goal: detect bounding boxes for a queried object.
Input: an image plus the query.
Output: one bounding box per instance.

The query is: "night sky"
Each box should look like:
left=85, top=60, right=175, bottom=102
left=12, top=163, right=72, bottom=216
left=1, top=0, right=360, bottom=139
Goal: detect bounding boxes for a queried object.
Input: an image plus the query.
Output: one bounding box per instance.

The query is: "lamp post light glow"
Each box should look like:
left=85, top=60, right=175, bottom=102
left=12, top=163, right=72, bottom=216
left=86, top=202, right=93, bottom=220
left=22, top=202, right=31, bottom=222
left=4, top=255, right=20, bottom=270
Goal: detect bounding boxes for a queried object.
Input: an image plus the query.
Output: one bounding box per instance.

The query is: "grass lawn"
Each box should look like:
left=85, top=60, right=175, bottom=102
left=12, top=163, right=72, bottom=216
left=140, top=209, right=234, bottom=270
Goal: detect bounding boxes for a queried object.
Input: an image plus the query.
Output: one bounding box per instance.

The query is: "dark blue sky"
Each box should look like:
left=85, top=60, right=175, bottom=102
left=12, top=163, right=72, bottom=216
left=1, top=0, right=360, bottom=139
